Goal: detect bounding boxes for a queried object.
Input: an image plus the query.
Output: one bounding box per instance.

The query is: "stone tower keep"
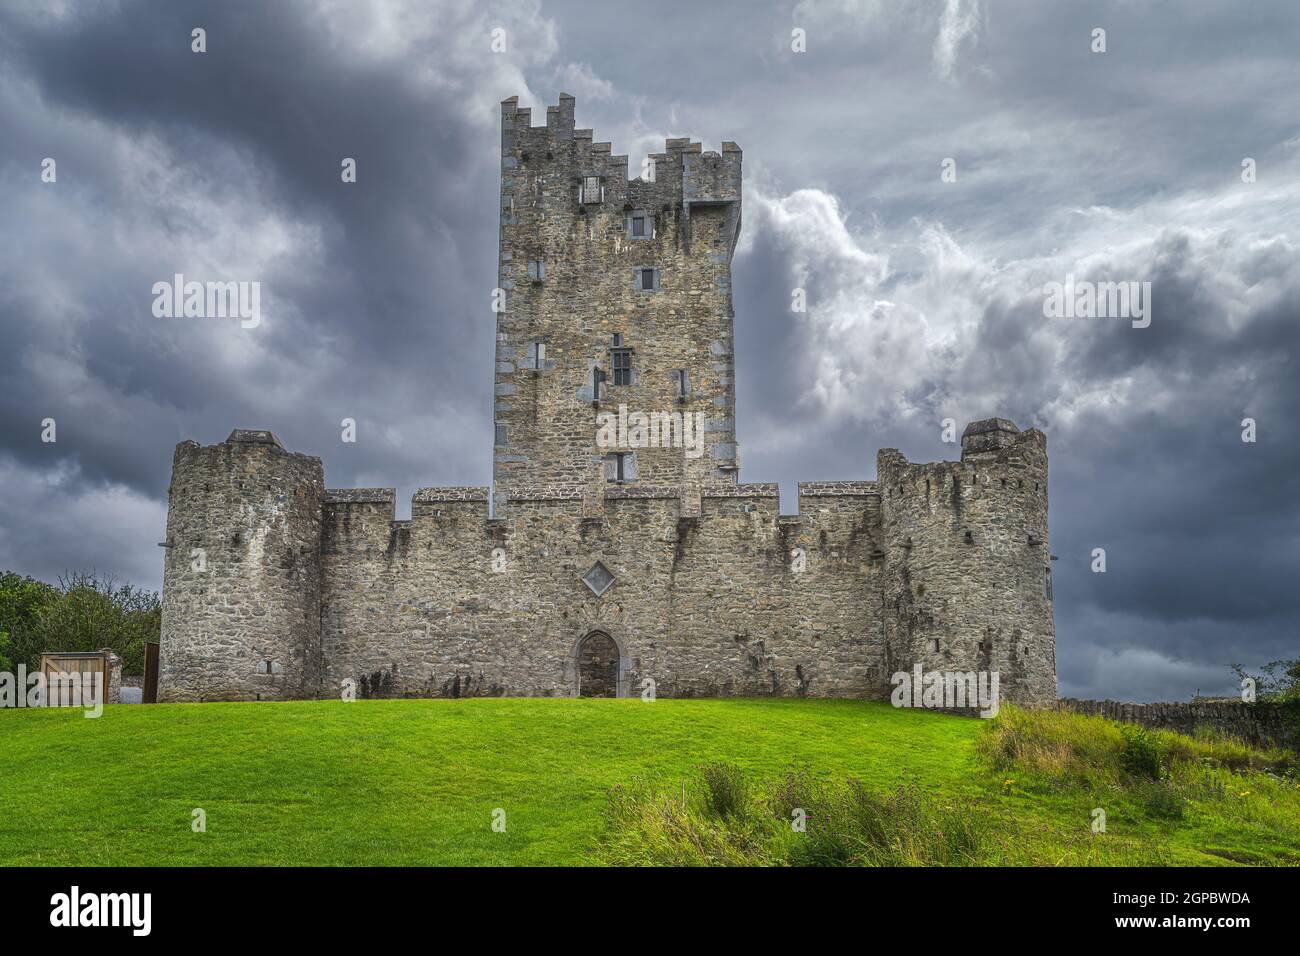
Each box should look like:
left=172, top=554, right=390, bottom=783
left=493, top=93, right=742, bottom=511
left=158, top=95, right=1057, bottom=707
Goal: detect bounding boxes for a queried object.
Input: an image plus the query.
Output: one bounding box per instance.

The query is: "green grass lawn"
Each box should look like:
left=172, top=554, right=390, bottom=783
left=0, top=698, right=1294, bottom=866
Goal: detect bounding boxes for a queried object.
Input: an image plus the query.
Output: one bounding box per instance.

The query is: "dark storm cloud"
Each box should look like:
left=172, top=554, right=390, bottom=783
left=1, top=0, right=1297, bottom=699
left=0, top=0, right=545, bottom=526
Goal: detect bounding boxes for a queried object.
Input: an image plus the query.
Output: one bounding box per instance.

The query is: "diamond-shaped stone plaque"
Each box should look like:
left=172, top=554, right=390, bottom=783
left=581, top=561, right=615, bottom=597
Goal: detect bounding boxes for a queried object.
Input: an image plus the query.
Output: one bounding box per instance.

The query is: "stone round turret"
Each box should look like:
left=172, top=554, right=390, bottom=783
left=158, top=430, right=324, bottom=701
left=877, top=420, right=1055, bottom=705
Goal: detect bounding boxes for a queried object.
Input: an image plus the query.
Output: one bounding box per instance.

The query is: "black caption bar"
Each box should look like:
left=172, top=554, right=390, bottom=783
left=0, top=866, right=1283, bottom=942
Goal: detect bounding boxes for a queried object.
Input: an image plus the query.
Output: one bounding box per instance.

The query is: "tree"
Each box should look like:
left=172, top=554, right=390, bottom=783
left=0, top=570, right=159, bottom=677
left=0, top=572, right=59, bottom=672
left=1230, top=658, right=1300, bottom=704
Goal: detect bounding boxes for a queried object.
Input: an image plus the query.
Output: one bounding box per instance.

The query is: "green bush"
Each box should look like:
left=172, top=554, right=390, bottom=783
left=1119, top=724, right=1164, bottom=780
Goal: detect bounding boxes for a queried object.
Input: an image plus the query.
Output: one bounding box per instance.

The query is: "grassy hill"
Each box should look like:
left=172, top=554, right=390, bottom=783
left=0, top=698, right=1295, bottom=866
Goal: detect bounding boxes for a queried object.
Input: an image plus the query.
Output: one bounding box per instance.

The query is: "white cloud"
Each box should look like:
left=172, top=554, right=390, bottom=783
left=932, top=0, right=982, bottom=80
left=553, top=61, right=615, bottom=102
left=790, top=0, right=983, bottom=79
left=740, top=161, right=1300, bottom=430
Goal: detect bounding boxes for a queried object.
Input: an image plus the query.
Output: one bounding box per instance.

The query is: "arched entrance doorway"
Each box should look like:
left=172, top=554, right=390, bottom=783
left=577, top=631, right=620, bottom=697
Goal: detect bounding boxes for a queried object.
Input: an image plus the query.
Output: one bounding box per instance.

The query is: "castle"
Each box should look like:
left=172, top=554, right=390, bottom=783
left=158, top=94, right=1058, bottom=705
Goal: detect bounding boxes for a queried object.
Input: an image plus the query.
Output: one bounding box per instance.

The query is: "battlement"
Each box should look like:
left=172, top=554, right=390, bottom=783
left=324, top=488, right=395, bottom=505
left=413, top=487, right=490, bottom=502
left=171, top=429, right=322, bottom=472
left=799, top=481, right=880, bottom=497
left=960, top=418, right=1047, bottom=461
left=500, top=93, right=740, bottom=201
left=226, top=428, right=282, bottom=447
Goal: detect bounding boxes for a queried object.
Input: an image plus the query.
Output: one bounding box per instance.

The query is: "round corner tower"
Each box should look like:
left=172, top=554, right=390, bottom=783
left=876, top=418, right=1057, bottom=705
left=159, top=429, right=325, bottom=702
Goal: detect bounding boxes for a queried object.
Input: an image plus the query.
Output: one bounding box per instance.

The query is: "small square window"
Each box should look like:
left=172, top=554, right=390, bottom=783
left=581, top=176, right=602, bottom=204
left=639, top=268, right=655, bottom=291
left=632, top=215, right=646, bottom=237
left=604, top=452, right=636, bottom=483
left=528, top=259, right=545, bottom=282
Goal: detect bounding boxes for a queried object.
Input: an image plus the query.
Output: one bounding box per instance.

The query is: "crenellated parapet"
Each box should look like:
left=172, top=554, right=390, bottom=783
left=500, top=94, right=741, bottom=252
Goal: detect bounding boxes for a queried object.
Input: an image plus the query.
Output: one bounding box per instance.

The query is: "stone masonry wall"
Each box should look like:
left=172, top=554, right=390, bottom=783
left=159, top=430, right=324, bottom=702
left=876, top=420, right=1056, bottom=704
left=493, top=94, right=742, bottom=509
left=162, top=421, right=1053, bottom=704
left=316, top=481, right=885, bottom=700
left=1059, top=698, right=1300, bottom=751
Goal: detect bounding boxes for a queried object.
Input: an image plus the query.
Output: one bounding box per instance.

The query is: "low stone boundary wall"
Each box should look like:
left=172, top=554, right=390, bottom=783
left=1058, top=698, right=1299, bottom=752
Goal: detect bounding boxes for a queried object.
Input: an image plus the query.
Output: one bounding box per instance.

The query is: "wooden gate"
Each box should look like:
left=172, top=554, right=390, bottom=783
left=39, top=651, right=107, bottom=708
left=143, top=642, right=160, bottom=704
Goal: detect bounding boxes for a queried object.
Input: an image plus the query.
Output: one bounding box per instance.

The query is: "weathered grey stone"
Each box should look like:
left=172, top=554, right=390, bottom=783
left=159, top=95, right=1058, bottom=706
left=1059, top=698, right=1299, bottom=751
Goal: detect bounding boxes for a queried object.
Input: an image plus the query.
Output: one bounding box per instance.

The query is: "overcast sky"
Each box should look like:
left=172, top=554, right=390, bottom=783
left=1, top=0, right=1297, bottom=701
